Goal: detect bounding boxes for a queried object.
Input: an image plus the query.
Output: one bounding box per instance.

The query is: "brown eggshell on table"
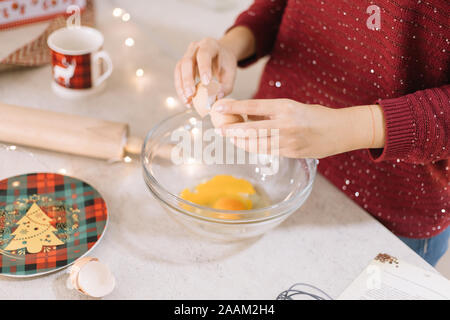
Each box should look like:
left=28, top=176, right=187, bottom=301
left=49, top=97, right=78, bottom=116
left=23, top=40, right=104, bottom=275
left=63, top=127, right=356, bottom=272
left=191, top=80, right=221, bottom=118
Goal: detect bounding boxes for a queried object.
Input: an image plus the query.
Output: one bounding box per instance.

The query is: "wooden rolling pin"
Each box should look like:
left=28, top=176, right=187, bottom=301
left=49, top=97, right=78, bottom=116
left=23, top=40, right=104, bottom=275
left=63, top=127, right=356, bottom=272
left=0, top=102, right=143, bottom=161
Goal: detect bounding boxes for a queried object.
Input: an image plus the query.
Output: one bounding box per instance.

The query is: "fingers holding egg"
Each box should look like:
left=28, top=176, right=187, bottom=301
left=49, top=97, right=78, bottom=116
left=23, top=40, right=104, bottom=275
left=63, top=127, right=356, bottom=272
left=210, top=111, right=244, bottom=128
left=210, top=98, right=245, bottom=129
left=192, top=80, right=221, bottom=118
left=191, top=81, right=245, bottom=130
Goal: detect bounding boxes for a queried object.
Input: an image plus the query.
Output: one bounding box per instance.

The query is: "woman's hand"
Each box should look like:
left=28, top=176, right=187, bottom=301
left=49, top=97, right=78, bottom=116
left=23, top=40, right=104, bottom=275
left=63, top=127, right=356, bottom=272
left=174, top=26, right=256, bottom=106
left=212, top=99, right=386, bottom=159
left=174, top=38, right=237, bottom=106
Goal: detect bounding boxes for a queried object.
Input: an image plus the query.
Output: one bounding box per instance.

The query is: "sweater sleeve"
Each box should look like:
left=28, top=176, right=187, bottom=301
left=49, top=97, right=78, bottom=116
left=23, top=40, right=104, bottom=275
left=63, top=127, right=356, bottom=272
left=369, top=85, right=450, bottom=164
left=228, top=0, right=287, bottom=67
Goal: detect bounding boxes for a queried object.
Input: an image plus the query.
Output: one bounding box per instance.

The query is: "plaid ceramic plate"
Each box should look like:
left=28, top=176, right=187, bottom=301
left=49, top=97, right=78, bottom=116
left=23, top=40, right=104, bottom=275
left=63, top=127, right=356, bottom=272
left=0, top=172, right=108, bottom=277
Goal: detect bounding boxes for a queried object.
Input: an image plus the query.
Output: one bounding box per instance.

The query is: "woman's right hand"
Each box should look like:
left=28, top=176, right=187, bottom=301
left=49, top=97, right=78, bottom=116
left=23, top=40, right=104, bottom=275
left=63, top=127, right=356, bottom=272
left=174, top=37, right=238, bottom=106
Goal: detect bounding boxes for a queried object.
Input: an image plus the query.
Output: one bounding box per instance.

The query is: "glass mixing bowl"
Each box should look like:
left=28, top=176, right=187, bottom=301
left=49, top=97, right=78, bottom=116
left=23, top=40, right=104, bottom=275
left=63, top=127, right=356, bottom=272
left=142, top=110, right=317, bottom=241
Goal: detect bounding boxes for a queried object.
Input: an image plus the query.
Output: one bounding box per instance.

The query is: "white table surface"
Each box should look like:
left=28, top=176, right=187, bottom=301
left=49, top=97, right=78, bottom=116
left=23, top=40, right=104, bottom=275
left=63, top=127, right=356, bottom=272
left=0, top=0, right=437, bottom=299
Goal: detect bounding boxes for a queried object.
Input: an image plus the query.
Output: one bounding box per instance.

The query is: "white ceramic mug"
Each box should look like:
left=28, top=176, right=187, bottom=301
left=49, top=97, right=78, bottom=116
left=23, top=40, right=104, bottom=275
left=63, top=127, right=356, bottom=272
left=47, top=26, right=113, bottom=98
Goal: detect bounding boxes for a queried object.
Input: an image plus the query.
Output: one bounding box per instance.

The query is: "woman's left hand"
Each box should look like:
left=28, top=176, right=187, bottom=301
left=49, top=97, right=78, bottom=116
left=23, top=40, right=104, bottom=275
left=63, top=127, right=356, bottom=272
left=211, top=98, right=385, bottom=159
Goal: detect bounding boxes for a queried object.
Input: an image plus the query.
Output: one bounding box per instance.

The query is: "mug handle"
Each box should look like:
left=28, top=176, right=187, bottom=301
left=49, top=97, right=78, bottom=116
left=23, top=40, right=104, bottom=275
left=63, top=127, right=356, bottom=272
left=93, top=51, right=113, bottom=87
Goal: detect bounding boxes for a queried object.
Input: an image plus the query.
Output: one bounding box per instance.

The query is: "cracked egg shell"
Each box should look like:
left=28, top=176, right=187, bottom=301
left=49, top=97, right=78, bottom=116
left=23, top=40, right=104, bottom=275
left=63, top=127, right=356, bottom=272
left=192, top=80, right=221, bottom=118
left=66, top=257, right=115, bottom=298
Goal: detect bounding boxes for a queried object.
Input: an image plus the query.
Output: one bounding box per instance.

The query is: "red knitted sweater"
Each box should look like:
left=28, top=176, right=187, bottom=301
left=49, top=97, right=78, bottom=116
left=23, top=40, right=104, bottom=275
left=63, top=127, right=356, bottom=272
left=231, top=0, right=449, bottom=238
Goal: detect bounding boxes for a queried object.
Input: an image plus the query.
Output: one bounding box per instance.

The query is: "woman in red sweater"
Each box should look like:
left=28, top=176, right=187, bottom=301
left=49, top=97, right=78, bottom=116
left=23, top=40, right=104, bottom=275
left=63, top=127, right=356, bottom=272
left=174, top=0, right=449, bottom=266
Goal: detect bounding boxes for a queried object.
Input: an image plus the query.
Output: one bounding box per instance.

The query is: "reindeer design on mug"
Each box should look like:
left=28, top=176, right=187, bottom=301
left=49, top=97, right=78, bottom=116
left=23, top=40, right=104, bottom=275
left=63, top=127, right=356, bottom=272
left=53, top=57, right=76, bottom=87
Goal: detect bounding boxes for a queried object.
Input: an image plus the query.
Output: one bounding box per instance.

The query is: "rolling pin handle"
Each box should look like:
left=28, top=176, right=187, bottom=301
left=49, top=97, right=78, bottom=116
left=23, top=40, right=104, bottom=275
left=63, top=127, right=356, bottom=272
left=125, top=136, right=144, bottom=156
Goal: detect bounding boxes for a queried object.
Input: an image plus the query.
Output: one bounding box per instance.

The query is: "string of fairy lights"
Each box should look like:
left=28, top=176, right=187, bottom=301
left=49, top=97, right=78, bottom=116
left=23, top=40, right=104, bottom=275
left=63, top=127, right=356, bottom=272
left=110, top=5, right=182, bottom=164
left=111, top=6, right=180, bottom=111
left=4, top=5, right=182, bottom=171
left=112, top=7, right=141, bottom=78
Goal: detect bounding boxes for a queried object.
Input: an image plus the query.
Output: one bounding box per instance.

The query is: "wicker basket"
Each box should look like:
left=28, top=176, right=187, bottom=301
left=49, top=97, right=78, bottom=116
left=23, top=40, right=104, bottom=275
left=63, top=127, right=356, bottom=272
left=0, top=0, right=95, bottom=72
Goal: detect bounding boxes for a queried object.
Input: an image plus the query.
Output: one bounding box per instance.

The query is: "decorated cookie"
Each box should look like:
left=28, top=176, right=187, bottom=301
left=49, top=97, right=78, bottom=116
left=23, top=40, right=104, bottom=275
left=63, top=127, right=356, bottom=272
left=0, top=173, right=108, bottom=277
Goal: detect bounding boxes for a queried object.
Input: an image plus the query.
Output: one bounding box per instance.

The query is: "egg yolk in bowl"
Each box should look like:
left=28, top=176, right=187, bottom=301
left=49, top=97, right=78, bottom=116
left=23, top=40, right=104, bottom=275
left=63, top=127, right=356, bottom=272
left=180, top=175, right=257, bottom=219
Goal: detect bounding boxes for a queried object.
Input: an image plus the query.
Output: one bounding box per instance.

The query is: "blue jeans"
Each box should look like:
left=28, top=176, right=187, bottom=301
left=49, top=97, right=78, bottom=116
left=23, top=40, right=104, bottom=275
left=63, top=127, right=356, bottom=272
left=398, top=227, right=450, bottom=266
